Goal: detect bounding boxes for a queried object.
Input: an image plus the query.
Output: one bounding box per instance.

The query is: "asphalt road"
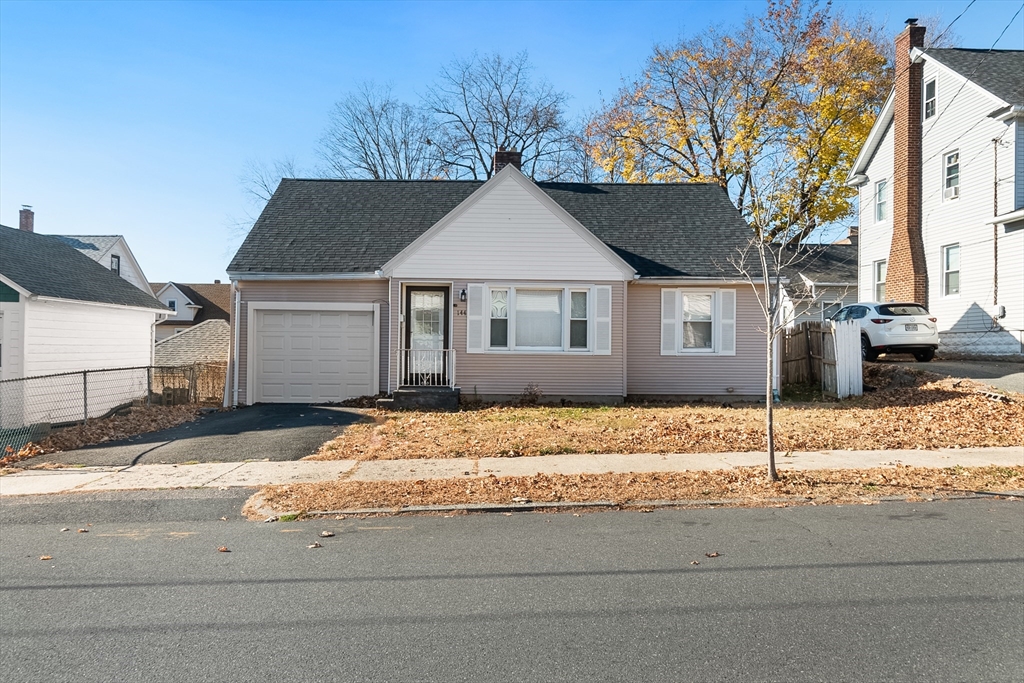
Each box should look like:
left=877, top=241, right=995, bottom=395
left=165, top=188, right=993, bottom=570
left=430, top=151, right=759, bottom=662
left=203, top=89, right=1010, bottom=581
left=20, top=403, right=369, bottom=467
left=1, top=493, right=1022, bottom=682
left=876, top=357, right=1024, bottom=394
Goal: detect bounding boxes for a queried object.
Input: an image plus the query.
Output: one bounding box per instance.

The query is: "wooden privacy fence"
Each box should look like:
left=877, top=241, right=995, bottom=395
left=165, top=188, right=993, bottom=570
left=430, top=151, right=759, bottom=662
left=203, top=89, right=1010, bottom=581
left=781, top=321, right=863, bottom=399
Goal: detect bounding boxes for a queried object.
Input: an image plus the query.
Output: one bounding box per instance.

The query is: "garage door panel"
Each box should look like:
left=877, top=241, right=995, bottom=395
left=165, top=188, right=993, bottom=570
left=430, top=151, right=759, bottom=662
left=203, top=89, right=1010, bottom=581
left=254, top=308, right=375, bottom=403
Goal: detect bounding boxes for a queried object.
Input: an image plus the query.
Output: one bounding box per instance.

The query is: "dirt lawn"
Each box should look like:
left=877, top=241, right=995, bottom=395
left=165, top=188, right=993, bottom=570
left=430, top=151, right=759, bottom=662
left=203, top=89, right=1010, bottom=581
left=309, top=369, right=1023, bottom=462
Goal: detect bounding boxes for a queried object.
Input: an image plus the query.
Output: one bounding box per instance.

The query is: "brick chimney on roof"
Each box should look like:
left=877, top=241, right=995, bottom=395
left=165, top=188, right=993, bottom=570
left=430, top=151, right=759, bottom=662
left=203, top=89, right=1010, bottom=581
left=493, top=148, right=522, bottom=173
left=19, top=205, right=34, bottom=232
left=887, top=19, right=929, bottom=305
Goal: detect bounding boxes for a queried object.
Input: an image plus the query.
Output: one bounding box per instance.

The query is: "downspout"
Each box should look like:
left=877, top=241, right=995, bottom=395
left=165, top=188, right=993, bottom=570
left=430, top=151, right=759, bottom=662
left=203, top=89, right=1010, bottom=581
left=232, top=283, right=240, bottom=406
left=386, top=273, right=392, bottom=394
left=992, top=138, right=999, bottom=309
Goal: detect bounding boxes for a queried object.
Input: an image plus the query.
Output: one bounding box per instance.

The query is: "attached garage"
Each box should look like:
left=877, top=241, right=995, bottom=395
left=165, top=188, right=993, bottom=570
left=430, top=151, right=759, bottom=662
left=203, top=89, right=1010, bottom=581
left=246, top=303, right=379, bottom=403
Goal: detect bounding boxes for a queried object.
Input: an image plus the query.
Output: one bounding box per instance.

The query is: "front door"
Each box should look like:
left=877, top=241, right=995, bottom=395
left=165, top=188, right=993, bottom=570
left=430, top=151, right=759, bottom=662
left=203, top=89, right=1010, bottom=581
left=404, top=287, right=449, bottom=385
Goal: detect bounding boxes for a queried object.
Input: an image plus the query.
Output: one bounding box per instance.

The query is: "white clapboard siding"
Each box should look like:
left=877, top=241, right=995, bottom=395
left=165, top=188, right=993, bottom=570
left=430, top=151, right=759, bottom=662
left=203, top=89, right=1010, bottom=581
left=391, top=173, right=628, bottom=282
left=0, top=299, right=26, bottom=381
left=22, top=298, right=156, bottom=376
left=858, top=122, right=894, bottom=303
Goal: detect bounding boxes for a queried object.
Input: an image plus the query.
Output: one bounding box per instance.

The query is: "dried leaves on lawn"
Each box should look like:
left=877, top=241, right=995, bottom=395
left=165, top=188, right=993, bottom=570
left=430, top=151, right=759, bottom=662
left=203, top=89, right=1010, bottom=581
left=308, top=374, right=1023, bottom=462
left=257, top=465, right=1024, bottom=514
left=0, top=405, right=202, bottom=467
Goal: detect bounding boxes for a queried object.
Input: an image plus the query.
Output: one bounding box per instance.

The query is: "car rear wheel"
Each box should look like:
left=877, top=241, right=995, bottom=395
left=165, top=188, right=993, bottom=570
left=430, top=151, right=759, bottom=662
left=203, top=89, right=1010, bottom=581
left=861, top=336, right=878, bottom=362
left=914, top=349, right=935, bottom=362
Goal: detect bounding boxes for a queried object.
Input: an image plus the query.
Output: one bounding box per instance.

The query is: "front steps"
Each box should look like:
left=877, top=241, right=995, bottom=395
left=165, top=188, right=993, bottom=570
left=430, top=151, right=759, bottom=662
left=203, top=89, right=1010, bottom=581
left=375, top=386, right=461, bottom=411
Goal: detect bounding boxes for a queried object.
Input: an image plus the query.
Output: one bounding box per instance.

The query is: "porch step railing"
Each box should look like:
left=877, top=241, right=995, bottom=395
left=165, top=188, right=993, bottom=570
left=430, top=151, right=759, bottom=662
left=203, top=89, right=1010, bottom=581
left=397, top=348, right=455, bottom=388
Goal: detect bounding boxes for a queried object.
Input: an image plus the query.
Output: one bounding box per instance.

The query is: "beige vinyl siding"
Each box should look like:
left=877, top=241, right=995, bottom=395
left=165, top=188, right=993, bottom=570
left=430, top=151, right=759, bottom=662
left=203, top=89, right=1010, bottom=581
left=392, top=173, right=627, bottom=282
left=627, top=284, right=764, bottom=397
left=391, top=279, right=625, bottom=397
left=236, top=279, right=389, bottom=404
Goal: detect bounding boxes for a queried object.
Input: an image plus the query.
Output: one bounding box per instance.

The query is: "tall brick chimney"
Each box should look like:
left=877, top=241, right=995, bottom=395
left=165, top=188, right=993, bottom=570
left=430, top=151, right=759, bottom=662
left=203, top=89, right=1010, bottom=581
left=886, top=19, right=928, bottom=305
left=493, top=148, right=522, bottom=173
left=19, top=205, right=34, bottom=232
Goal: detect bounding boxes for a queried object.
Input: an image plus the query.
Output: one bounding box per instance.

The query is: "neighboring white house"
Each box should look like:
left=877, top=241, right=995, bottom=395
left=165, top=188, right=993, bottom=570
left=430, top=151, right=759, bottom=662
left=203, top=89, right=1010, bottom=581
left=12, top=205, right=152, bottom=295
left=781, top=242, right=859, bottom=326
left=149, top=281, right=231, bottom=341
left=848, top=22, right=1023, bottom=355
left=0, top=224, right=168, bottom=428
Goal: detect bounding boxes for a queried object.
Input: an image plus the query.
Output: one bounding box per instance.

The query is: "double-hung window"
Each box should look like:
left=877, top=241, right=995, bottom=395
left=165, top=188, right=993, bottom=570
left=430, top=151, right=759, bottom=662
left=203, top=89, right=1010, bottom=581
left=167, top=299, right=177, bottom=313
left=660, top=288, right=736, bottom=356
left=944, top=150, right=960, bottom=200
left=874, top=260, right=887, bottom=302
left=875, top=180, right=888, bottom=222
left=110, top=254, right=121, bottom=275
left=943, top=244, right=960, bottom=296
left=468, top=284, right=611, bottom=354
left=924, top=79, right=936, bottom=119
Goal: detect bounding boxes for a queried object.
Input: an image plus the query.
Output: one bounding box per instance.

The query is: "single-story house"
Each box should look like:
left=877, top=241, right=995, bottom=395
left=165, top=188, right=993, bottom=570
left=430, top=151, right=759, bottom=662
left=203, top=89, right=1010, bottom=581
left=781, top=242, right=858, bottom=326
left=149, top=281, right=231, bottom=341
left=0, top=224, right=168, bottom=427
left=226, top=155, right=768, bottom=406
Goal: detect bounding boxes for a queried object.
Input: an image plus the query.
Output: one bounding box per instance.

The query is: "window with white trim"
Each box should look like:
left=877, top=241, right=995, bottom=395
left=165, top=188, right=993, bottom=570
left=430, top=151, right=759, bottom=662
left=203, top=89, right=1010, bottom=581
left=924, top=79, right=936, bottom=119
left=874, top=179, right=888, bottom=222
left=943, top=150, right=960, bottom=200
left=660, top=288, right=736, bottom=356
left=874, top=260, right=887, bottom=302
left=466, top=284, right=611, bottom=355
left=167, top=299, right=177, bottom=313
left=943, top=244, right=960, bottom=296
left=110, top=254, right=121, bottom=275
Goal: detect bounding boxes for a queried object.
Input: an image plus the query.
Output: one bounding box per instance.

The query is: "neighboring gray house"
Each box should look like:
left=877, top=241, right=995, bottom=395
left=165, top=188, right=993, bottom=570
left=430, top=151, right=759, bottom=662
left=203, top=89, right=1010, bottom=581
left=848, top=21, right=1023, bottom=355
left=226, top=155, right=767, bottom=406
left=781, top=243, right=858, bottom=326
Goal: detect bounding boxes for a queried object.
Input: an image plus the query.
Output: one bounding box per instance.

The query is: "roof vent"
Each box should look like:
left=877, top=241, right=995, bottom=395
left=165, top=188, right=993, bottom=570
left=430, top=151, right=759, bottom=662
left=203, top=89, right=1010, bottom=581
left=905, top=17, right=918, bottom=25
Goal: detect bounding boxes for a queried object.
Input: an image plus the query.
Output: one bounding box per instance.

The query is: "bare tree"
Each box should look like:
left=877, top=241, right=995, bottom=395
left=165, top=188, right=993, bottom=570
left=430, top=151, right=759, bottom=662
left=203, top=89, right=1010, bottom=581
left=240, top=156, right=300, bottom=205
left=318, top=83, right=438, bottom=180
left=423, top=51, right=575, bottom=180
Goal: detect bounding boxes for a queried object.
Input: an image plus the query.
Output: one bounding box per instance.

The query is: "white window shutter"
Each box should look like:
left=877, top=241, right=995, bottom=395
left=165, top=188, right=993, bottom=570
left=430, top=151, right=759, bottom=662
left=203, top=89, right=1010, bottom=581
left=594, top=286, right=612, bottom=355
left=719, top=289, right=736, bottom=356
left=661, top=289, right=678, bottom=355
left=466, top=284, right=484, bottom=353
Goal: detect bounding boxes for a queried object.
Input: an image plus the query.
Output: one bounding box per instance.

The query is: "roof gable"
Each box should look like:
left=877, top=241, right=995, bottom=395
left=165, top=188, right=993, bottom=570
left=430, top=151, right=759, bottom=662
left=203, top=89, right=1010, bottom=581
left=383, top=165, right=635, bottom=280
left=921, top=48, right=1024, bottom=107
left=0, top=226, right=165, bottom=310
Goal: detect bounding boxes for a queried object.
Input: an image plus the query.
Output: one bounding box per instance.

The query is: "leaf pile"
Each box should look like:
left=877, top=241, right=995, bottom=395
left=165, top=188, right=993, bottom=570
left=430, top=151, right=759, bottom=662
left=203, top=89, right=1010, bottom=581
left=256, top=465, right=1024, bottom=514
left=309, top=375, right=1022, bottom=461
left=0, top=405, right=202, bottom=467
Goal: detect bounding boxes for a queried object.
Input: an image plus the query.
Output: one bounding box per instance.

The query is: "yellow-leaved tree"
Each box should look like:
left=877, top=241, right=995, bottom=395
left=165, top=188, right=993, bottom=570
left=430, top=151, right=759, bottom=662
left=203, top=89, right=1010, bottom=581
left=588, top=0, right=891, bottom=479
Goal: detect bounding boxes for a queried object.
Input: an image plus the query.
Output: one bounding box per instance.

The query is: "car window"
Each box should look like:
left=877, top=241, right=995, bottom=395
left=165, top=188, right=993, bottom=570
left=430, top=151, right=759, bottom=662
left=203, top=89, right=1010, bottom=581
left=849, top=306, right=868, bottom=320
left=877, top=304, right=929, bottom=316
left=832, top=308, right=848, bottom=321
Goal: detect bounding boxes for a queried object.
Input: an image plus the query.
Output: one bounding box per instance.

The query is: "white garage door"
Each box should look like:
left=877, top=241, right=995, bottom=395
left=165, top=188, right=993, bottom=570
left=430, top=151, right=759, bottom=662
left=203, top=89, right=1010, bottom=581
left=253, top=309, right=375, bottom=403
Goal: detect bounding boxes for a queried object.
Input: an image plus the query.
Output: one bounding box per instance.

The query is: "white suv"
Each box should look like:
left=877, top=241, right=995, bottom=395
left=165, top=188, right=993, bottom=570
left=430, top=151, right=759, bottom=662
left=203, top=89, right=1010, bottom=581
left=830, top=302, right=939, bottom=362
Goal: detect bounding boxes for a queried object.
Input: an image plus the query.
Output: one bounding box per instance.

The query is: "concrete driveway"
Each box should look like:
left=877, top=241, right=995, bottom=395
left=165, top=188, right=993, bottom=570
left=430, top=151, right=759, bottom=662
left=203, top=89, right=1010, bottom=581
left=876, top=357, right=1024, bottom=394
left=20, top=404, right=370, bottom=467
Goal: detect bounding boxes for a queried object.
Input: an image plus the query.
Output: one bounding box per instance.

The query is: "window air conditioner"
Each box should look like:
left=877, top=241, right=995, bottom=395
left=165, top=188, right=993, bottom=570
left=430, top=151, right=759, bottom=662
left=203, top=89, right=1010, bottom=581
left=944, top=185, right=960, bottom=199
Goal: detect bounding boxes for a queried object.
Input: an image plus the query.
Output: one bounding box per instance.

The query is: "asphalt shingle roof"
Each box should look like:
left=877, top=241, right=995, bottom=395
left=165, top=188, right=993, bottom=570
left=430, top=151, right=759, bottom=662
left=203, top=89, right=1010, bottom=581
left=925, top=48, right=1024, bottom=107
left=0, top=225, right=165, bottom=310
left=52, top=235, right=122, bottom=260
left=228, top=178, right=754, bottom=278
left=150, top=282, right=231, bottom=323
left=780, top=244, right=858, bottom=285
left=154, top=320, right=230, bottom=365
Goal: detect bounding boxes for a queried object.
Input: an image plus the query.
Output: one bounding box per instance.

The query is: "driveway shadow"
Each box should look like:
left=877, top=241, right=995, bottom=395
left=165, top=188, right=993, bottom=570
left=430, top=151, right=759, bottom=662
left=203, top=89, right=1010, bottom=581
left=22, top=404, right=370, bottom=467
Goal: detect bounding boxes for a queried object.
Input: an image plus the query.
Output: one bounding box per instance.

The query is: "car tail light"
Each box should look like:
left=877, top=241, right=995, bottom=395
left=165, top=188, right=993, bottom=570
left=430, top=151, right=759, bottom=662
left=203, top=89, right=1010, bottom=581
left=929, top=317, right=937, bottom=322
left=870, top=318, right=893, bottom=324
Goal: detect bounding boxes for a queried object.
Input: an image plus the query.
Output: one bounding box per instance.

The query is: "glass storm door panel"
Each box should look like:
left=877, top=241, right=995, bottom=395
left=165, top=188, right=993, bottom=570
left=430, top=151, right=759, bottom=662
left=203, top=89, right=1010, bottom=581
left=405, top=288, right=449, bottom=381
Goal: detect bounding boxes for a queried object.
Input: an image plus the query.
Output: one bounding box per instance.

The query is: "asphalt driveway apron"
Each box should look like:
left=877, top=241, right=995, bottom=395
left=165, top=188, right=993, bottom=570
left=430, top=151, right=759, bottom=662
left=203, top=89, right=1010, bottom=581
left=19, top=404, right=368, bottom=467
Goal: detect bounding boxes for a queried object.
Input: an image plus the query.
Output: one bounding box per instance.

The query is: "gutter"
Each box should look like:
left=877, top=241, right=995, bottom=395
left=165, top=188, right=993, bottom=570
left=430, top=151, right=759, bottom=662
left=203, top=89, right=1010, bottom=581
left=227, top=271, right=385, bottom=281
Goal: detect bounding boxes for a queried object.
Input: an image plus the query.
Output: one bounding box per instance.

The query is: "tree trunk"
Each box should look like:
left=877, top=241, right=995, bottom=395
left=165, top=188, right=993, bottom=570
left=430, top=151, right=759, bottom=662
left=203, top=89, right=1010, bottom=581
left=766, top=331, right=779, bottom=481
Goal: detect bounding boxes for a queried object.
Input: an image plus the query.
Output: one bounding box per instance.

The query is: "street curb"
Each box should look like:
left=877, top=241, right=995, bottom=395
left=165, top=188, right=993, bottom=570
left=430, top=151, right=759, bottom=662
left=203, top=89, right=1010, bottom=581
left=252, top=490, right=1022, bottom=520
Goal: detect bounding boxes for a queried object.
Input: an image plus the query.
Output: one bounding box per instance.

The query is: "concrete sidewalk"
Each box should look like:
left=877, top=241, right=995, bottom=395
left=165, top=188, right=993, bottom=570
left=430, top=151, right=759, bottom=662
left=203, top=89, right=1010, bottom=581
left=2, top=446, right=1021, bottom=497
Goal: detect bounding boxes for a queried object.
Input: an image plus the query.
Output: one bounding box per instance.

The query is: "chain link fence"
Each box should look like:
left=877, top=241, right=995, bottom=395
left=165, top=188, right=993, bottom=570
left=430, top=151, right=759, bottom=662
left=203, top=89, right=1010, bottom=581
left=0, top=363, right=226, bottom=454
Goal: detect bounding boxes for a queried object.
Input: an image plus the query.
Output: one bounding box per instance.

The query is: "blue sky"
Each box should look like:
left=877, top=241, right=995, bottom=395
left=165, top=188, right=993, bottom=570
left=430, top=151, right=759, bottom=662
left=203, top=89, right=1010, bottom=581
left=2, top=0, right=1022, bottom=282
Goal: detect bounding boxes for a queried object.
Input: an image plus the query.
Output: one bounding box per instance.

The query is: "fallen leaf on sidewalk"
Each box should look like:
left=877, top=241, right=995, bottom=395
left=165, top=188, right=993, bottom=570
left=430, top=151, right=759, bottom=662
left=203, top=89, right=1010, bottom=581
left=60, top=528, right=69, bottom=532
left=77, top=529, right=88, bottom=533
left=40, top=556, right=53, bottom=561
left=307, top=542, right=323, bottom=549
left=319, top=530, right=335, bottom=537
left=690, top=560, right=699, bottom=565
left=217, top=546, right=230, bottom=553
left=220, top=517, right=228, bottom=521
left=705, top=552, right=720, bottom=558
